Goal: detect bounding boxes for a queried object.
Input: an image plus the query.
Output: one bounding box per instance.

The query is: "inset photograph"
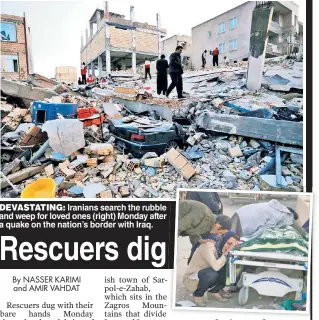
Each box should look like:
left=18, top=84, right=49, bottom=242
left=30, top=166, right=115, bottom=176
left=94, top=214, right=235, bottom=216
left=173, top=190, right=312, bottom=313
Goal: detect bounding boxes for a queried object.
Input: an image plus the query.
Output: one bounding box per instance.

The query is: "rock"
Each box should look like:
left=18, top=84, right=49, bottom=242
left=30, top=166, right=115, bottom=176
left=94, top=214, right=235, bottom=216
left=240, top=170, right=252, bottom=180
left=229, top=145, right=243, bottom=158
left=240, top=141, right=248, bottom=149
left=160, top=184, right=176, bottom=192
left=290, top=153, right=303, bottom=165
left=134, top=187, right=146, bottom=198
left=215, top=141, right=229, bottom=151
left=219, top=154, right=231, bottom=162
left=225, top=177, right=237, bottom=189
left=223, top=170, right=236, bottom=179
left=250, top=139, right=261, bottom=149
left=195, top=102, right=203, bottom=110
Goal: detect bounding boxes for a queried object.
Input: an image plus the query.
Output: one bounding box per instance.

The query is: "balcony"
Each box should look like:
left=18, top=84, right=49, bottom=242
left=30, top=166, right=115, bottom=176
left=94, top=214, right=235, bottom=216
left=269, top=21, right=282, bottom=34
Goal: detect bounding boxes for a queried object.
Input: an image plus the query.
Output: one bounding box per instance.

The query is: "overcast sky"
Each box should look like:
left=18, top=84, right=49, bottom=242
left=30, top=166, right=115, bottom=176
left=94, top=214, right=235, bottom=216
left=2, top=0, right=306, bottom=78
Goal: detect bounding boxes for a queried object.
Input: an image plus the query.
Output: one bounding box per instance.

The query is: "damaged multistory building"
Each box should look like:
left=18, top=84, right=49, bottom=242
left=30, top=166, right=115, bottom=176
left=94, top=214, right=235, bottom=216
left=80, top=1, right=167, bottom=75
left=191, top=1, right=303, bottom=69
left=0, top=13, right=34, bottom=80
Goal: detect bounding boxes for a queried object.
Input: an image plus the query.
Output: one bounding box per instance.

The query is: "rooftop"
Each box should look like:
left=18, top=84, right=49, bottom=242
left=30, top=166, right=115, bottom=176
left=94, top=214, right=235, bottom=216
left=192, top=1, right=250, bottom=29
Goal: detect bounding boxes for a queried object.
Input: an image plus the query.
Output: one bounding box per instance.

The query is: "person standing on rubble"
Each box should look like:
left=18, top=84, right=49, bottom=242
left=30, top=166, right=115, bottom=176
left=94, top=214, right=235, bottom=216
left=81, top=62, right=87, bottom=84
left=156, top=54, right=169, bottom=96
left=212, top=47, right=219, bottom=67
left=144, top=58, right=152, bottom=80
left=166, top=46, right=184, bottom=99
left=201, top=50, right=207, bottom=69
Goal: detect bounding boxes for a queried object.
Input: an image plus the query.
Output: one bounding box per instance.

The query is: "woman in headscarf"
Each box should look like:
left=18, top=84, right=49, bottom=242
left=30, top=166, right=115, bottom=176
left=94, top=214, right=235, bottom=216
left=183, top=231, right=240, bottom=307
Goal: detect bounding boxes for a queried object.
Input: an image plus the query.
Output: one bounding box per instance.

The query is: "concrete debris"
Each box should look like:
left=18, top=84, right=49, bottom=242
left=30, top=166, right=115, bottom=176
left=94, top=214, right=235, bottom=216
left=1, top=55, right=304, bottom=197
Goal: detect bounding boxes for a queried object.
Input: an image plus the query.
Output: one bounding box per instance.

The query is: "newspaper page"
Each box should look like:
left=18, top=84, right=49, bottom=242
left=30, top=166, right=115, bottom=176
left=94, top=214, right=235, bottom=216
left=0, top=0, right=314, bottom=320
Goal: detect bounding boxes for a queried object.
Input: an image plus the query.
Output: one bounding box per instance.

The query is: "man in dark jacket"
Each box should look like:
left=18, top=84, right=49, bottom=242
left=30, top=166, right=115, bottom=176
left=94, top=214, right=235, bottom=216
left=178, top=200, right=216, bottom=245
left=166, top=46, right=184, bottom=99
left=186, top=191, right=223, bottom=215
left=156, top=54, right=169, bottom=95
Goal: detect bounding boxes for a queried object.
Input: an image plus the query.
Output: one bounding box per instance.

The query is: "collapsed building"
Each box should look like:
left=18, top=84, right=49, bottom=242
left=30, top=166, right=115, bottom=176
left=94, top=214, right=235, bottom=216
left=80, top=1, right=167, bottom=76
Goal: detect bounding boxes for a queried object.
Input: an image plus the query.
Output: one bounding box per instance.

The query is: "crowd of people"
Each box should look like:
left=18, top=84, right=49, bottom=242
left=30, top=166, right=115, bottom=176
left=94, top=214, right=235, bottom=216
left=178, top=191, right=305, bottom=307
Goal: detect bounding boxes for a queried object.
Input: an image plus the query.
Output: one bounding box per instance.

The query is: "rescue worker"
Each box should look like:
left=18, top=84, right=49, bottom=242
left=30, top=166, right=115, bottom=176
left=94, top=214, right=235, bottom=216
left=166, top=46, right=184, bottom=99
left=81, top=62, right=87, bottom=84
left=87, top=74, right=94, bottom=84
left=156, top=54, right=169, bottom=95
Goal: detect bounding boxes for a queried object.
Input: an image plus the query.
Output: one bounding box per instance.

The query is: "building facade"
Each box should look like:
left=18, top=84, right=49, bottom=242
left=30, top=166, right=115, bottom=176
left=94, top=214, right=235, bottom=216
left=161, top=35, right=192, bottom=69
left=55, top=66, right=77, bottom=84
left=191, top=1, right=303, bottom=69
left=80, top=1, right=167, bottom=76
left=1, top=13, right=33, bottom=80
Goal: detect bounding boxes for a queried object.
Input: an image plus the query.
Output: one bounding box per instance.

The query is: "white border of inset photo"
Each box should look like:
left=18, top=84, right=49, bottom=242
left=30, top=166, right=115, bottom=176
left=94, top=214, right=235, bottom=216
left=172, top=189, right=313, bottom=315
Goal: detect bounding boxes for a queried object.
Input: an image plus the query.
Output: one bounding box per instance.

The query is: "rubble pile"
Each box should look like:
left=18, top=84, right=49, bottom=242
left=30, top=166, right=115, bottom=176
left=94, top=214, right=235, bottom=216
left=0, top=56, right=304, bottom=198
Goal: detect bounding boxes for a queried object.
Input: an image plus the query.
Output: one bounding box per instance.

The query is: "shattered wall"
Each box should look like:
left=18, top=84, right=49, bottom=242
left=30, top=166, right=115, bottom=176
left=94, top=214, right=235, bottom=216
left=1, top=14, right=28, bottom=80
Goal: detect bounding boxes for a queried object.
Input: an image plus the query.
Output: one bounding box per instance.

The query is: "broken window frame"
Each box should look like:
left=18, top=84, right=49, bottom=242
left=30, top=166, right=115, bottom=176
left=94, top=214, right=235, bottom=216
left=229, top=17, right=238, bottom=30
left=219, top=42, right=225, bottom=54
left=218, top=23, right=225, bottom=34
left=0, top=22, right=17, bottom=42
left=229, top=39, right=238, bottom=51
left=1, top=53, right=19, bottom=72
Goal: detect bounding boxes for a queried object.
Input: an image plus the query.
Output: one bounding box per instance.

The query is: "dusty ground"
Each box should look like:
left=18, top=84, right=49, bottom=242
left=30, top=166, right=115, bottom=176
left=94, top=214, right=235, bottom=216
left=175, top=194, right=299, bottom=310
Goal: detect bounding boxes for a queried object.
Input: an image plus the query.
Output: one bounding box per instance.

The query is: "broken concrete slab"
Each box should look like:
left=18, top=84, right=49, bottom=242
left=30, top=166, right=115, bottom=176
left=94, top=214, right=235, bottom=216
left=113, top=97, right=173, bottom=121
left=196, top=111, right=303, bottom=146
left=0, top=163, right=50, bottom=189
left=1, top=79, right=58, bottom=103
